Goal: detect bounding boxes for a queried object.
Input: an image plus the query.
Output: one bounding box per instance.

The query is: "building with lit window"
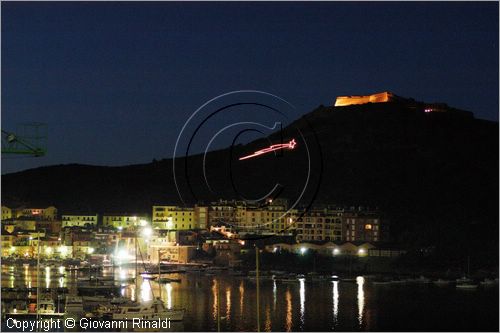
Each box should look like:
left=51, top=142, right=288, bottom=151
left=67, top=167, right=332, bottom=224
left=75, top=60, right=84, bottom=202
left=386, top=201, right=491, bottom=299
left=102, top=214, right=148, bottom=230
left=209, top=200, right=238, bottom=227
left=13, top=206, right=58, bottom=221
left=294, top=207, right=343, bottom=242
left=209, top=198, right=294, bottom=235
left=1, top=206, right=12, bottom=220
left=62, top=215, right=99, bottom=228
left=343, top=208, right=383, bottom=242
left=152, top=205, right=207, bottom=231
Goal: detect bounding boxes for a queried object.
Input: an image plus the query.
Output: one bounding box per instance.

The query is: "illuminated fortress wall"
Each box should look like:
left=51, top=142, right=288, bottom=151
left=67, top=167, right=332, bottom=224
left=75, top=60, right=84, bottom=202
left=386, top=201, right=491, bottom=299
left=334, top=91, right=395, bottom=107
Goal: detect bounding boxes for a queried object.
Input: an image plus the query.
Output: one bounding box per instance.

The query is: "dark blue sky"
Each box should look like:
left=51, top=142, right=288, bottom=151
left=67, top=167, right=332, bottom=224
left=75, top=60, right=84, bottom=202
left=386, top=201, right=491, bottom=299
left=2, top=2, right=498, bottom=174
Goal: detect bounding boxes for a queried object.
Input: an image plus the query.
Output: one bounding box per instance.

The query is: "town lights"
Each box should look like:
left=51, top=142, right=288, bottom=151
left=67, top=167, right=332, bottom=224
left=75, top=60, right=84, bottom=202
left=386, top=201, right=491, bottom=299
left=88, top=247, right=95, bottom=254
left=333, top=248, right=340, bottom=255
left=45, top=247, right=53, bottom=255
left=142, top=226, right=153, bottom=239
left=117, top=226, right=123, bottom=231
left=117, top=249, right=130, bottom=261
left=300, top=247, right=307, bottom=255
left=139, top=219, right=148, bottom=227
left=358, top=248, right=366, bottom=256
left=59, top=246, right=68, bottom=256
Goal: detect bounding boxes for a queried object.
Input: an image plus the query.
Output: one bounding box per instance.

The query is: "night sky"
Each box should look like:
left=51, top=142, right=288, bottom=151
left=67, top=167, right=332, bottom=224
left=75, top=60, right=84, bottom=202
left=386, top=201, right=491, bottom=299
left=2, top=2, right=498, bottom=174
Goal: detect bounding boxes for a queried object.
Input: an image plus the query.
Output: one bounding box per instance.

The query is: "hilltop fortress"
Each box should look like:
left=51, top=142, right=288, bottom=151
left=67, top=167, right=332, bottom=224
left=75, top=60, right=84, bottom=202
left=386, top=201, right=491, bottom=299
left=334, top=91, right=401, bottom=106
left=333, top=91, right=473, bottom=117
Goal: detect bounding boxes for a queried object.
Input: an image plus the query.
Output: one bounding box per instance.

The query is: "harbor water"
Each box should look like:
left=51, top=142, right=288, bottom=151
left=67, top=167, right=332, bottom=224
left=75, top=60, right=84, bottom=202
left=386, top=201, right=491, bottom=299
left=1, top=264, right=498, bottom=331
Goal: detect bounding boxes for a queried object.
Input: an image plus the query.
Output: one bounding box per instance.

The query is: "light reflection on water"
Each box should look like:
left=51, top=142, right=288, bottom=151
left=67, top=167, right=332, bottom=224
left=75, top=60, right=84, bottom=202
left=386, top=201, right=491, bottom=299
left=333, top=280, right=339, bottom=325
left=1, top=265, right=498, bottom=331
left=211, top=278, right=218, bottom=322
left=299, top=278, right=305, bottom=329
left=140, top=279, right=152, bottom=302
left=285, top=289, right=292, bottom=332
left=225, top=286, right=231, bottom=321
left=264, top=305, right=272, bottom=331
left=357, top=276, right=365, bottom=327
left=239, top=280, right=244, bottom=316
left=166, top=282, right=172, bottom=309
left=273, top=280, right=277, bottom=310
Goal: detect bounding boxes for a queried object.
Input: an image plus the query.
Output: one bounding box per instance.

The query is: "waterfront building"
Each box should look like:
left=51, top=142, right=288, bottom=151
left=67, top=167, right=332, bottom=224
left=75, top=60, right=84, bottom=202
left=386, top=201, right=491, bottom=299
left=102, top=214, right=147, bottom=230
left=1, top=233, right=16, bottom=257
left=343, top=208, right=383, bottom=242
left=148, top=236, right=197, bottom=264
left=64, top=231, right=96, bottom=259
left=62, top=214, right=99, bottom=228
left=1, top=206, right=12, bottom=220
left=115, top=231, right=149, bottom=261
left=152, top=205, right=207, bottom=230
left=13, top=206, right=58, bottom=221
left=209, top=198, right=295, bottom=235
left=266, top=241, right=377, bottom=257
left=294, top=207, right=343, bottom=242
left=37, top=219, right=62, bottom=234
left=8, top=217, right=37, bottom=231
left=208, top=200, right=238, bottom=227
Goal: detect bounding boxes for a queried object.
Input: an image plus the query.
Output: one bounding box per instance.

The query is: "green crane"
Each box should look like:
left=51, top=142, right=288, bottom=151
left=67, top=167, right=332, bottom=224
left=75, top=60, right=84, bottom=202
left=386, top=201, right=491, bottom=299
left=1, top=122, right=47, bottom=157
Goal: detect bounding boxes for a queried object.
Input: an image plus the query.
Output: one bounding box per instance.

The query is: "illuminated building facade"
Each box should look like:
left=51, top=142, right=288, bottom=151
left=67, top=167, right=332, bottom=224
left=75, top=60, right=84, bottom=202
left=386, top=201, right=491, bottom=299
left=209, top=199, right=294, bottom=234
left=334, top=91, right=397, bottom=107
left=1, top=206, right=12, bottom=220
left=209, top=201, right=238, bottom=226
left=13, top=206, right=58, bottom=221
left=294, top=207, right=343, bottom=242
left=62, top=215, right=99, bottom=228
left=152, top=205, right=207, bottom=230
left=343, top=209, right=382, bottom=242
left=102, top=214, right=148, bottom=230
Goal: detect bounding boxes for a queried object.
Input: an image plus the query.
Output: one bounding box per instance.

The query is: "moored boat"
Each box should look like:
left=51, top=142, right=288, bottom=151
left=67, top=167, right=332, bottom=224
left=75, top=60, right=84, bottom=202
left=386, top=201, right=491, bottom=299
left=433, top=279, right=452, bottom=286
left=110, top=298, right=184, bottom=321
left=158, top=277, right=181, bottom=284
left=38, top=295, right=56, bottom=314
left=480, top=278, right=497, bottom=286
left=9, top=300, right=29, bottom=314
left=456, top=283, right=478, bottom=290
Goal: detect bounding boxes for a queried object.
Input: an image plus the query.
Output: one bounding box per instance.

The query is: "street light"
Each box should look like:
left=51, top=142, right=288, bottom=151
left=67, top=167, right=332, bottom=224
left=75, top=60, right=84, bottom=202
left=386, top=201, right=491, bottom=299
left=141, top=226, right=153, bottom=239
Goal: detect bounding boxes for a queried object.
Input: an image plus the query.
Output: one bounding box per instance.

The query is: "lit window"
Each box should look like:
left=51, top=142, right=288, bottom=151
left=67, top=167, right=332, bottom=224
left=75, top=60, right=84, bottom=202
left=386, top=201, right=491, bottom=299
left=365, top=224, right=372, bottom=230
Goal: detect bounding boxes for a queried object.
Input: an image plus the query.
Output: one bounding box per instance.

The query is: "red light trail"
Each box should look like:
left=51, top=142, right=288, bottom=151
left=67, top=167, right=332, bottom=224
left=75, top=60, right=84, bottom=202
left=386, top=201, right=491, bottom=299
left=239, top=139, right=297, bottom=161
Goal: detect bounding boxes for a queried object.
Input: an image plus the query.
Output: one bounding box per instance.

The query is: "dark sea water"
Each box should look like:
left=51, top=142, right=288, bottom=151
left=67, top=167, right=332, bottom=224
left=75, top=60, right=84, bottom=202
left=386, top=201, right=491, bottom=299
left=177, top=275, right=498, bottom=331
left=2, top=265, right=498, bottom=331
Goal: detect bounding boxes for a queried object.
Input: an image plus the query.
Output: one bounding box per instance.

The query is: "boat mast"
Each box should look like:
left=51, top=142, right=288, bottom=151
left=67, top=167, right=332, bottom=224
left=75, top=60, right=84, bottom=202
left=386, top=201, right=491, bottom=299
left=256, top=246, right=260, bottom=332
left=135, top=236, right=138, bottom=302
left=467, top=255, right=470, bottom=277
left=158, top=248, right=161, bottom=300
left=36, top=231, right=41, bottom=322
left=217, top=280, right=220, bottom=332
